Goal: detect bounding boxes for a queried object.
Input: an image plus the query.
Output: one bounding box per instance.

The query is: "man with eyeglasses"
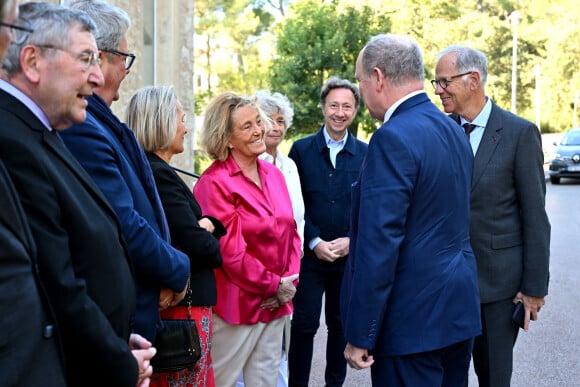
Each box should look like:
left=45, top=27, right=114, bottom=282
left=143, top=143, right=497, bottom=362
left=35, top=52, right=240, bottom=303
left=288, top=77, right=367, bottom=387
left=59, top=0, right=191, bottom=347
left=0, top=2, right=156, bottom=386
left=434, top=45, right=550, bottom=387
left=0, top=1, right=67, bottom=385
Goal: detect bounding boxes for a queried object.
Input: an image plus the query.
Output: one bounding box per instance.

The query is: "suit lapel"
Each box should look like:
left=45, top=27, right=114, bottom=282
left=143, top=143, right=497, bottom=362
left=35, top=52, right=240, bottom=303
left=472, top=103, right=502, bottom=190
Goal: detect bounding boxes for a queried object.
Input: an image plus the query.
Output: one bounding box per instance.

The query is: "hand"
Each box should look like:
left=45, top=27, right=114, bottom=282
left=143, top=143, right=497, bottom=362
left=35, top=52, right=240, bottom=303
left=260, top=296, right=281, bottom=310
left=513, top=291, right=546, bottom=332
left=313, top=240, right=341, bottom=262
left=158, top=287, right=173, bottom=311
left=277, top=273, right=299, bottom=304
left=344, top=342, right=374, bottom=370
left=129, top=333, right=152, bottom=350
left=171, top=282, right=188, bottom=306
left=131, top=345, right=156, bottom=387
left=198, top=217, right=215, bottom=233
left=328, top=237, right=349, bottom=258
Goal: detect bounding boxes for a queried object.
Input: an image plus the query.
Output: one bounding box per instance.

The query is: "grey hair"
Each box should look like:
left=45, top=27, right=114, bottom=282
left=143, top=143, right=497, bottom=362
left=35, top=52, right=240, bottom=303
left=254, top=90, right=294, bottom=129
left=125, top=85, right=179, bottom=153
left=2, top=2, right=97, bottom=76
left=436, top=45, right=488, bottom=85
left=361, top=34, right=424, bottom=86
left=320, top=76, right=360, bottom=109
left=66, top=0, right=130, bottom=52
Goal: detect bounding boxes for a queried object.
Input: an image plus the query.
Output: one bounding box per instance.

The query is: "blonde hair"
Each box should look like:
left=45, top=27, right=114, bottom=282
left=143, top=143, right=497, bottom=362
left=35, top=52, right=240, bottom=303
left=125, top=86, right=178, bottom=153
left=201, top=92, right=263, bottom=161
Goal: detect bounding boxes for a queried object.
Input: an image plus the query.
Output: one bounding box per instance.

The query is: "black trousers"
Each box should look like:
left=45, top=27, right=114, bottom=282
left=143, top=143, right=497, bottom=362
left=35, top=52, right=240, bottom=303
left=472, top=298, right=520, bottom=387
left=288, top=268, right=346, bottom=387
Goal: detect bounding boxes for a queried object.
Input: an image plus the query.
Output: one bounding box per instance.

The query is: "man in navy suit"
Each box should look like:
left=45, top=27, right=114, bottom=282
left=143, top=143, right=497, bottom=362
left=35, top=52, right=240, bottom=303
left=60, top=0, right=190, bottom=343
left=288, top=77, right=367, bottom=387
left=434, top=45, right=550, bottom=387
left=341, top=34, right=481, bottom=386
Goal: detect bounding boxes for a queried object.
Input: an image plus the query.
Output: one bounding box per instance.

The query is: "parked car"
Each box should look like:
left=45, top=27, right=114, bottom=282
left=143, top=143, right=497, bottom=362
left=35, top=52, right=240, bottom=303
left=549, top=128, right=580, bottom=184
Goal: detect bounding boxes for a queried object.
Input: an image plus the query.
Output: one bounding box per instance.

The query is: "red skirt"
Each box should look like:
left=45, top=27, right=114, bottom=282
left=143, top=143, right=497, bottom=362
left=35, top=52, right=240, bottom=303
left=150, top=306, right=215, bottom=387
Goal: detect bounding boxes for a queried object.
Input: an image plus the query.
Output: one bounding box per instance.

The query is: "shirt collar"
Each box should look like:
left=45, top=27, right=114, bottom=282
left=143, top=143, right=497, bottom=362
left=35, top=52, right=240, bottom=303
left=460, top=97, right=492, bottom=128
left=323, top=125, right=348, bottom=146
left=0, top=78, right=53, bottom=131
left=383, top=90, right=425, bottom=123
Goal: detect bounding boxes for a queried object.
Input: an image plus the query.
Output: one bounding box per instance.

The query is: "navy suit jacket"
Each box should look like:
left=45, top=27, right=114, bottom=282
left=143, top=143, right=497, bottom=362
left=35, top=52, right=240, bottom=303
left=0, top=89, right=138, bottom=386
left=289, top=127, right=367, bottom=272
left=61, top=102, right=190, bottom=342
left=452, top=101, right=550, bottom=303
left=341, top=93, right=481, bottom=356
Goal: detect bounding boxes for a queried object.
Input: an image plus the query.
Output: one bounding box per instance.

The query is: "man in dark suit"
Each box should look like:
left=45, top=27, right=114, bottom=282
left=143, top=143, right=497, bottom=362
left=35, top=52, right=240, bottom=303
left=288, top=77, right=367, bottom=387
left=1, top=2, right=65, bottom=383
left=0, top=4, right=154, bottom=386
left=60, top=0, right=190, bottom=343
left=342, top=34, right=481, bottom=386
left=434, top=45, right=550, bottom=387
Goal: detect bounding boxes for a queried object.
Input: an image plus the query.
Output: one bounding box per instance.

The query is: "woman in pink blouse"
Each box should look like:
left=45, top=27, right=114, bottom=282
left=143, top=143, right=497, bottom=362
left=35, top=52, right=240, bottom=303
left=193, top=92, right=301, bottom=387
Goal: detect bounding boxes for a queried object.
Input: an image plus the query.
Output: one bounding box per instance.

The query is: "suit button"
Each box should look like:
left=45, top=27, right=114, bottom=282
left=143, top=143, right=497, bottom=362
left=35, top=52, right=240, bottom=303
left=43, top=324, right=54, bottom=338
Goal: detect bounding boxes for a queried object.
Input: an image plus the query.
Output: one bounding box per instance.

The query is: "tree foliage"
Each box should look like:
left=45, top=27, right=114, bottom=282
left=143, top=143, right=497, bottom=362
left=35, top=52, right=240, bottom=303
left=194, top=0, right=580, bottom=137
left=271, top=0, right=386, bottom=137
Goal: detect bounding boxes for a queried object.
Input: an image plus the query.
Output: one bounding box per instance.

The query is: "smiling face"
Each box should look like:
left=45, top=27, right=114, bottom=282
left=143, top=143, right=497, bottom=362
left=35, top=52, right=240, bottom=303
left=322, top=87, right=357, bottom=140
left=264, top=111, right=285, bottom=152
left=434, top=53, right=472, bottom=115
left=35, top=25, right=104, bottom=130
left=228, top=105, right=266, bottom=163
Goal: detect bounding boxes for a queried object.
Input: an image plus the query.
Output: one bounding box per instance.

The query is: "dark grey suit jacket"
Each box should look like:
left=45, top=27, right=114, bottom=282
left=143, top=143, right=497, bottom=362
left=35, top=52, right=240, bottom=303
left=455, top=101, right=550, bottom=303
left=0, top=160, right=66, bottom=386
left=0, top=89, right=139, bottom=386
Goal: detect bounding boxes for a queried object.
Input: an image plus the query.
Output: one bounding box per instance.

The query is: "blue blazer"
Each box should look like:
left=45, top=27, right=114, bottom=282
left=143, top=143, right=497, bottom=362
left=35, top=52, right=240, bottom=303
left=289, top=127, right=367, bottom=272
left=61, top=107, right=190, bottom=342
left=341, top=93, right=481, bottom=356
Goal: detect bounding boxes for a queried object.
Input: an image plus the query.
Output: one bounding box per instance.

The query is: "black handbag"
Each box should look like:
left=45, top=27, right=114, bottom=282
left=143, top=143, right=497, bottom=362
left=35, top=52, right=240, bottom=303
left=151, top=283, right=201, bottom=373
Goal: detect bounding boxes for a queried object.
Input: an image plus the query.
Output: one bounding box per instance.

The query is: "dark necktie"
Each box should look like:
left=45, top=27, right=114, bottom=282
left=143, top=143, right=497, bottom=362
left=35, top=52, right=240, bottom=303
left=462, top=123, right=476, bottom=139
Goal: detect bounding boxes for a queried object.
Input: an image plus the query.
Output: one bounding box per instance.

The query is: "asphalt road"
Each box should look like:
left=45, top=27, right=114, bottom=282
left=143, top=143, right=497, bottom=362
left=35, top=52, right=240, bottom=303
left=309, top=179, right=580, bottom=386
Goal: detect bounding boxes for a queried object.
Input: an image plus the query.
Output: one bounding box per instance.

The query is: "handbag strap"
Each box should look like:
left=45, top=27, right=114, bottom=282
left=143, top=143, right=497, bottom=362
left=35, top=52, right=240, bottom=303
left=186, top=276, right=192, bottom=320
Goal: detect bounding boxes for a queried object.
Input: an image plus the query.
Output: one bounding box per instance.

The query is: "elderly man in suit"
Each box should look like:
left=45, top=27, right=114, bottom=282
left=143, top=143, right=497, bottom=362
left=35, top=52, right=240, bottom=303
left=434, top=45, right=550, bottom=387
left=59, top=0, right=190, bottom=344
left=341, top=34, right=481, bottom=386
left=0, top=2, right=65, bottom=384
left=0, top=3, right=155, bottom=386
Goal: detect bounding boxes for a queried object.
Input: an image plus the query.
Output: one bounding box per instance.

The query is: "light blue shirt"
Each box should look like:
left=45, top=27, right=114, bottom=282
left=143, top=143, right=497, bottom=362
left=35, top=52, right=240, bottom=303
left=0, top=78, right=53, bottom=131
left=461, top=97, right=492, bottom=156
left=323, top=126, right=348, bottom=168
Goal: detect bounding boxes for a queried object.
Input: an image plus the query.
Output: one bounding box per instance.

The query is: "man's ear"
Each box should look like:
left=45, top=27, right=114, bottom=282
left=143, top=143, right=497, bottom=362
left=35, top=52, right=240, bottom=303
left=20, top=46, right=42, bottom=84
left=470, top=71, right=481, bottom=90
left=373, top=67, right=384, bottom=91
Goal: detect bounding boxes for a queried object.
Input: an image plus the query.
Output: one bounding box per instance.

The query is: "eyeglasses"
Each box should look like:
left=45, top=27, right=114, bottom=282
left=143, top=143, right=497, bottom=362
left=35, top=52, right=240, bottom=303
left=0, top=20, right=34, bottom=45
left=430, top=71, right=473, bottom=89
left=36, top=44, right=101, bottom=71
left=103, top=49, right=136, bottom=70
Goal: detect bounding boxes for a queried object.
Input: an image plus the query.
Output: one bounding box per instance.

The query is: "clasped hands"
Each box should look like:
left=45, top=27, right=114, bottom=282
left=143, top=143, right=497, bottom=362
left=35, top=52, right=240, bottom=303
left=314, top=237, right=349, bottom=262
left=260, top=273, right=299, bottom=310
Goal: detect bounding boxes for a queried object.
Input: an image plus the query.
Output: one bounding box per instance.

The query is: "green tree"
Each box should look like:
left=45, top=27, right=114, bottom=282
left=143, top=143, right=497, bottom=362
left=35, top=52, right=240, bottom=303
left=271, top=0, right=387, bottom=137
